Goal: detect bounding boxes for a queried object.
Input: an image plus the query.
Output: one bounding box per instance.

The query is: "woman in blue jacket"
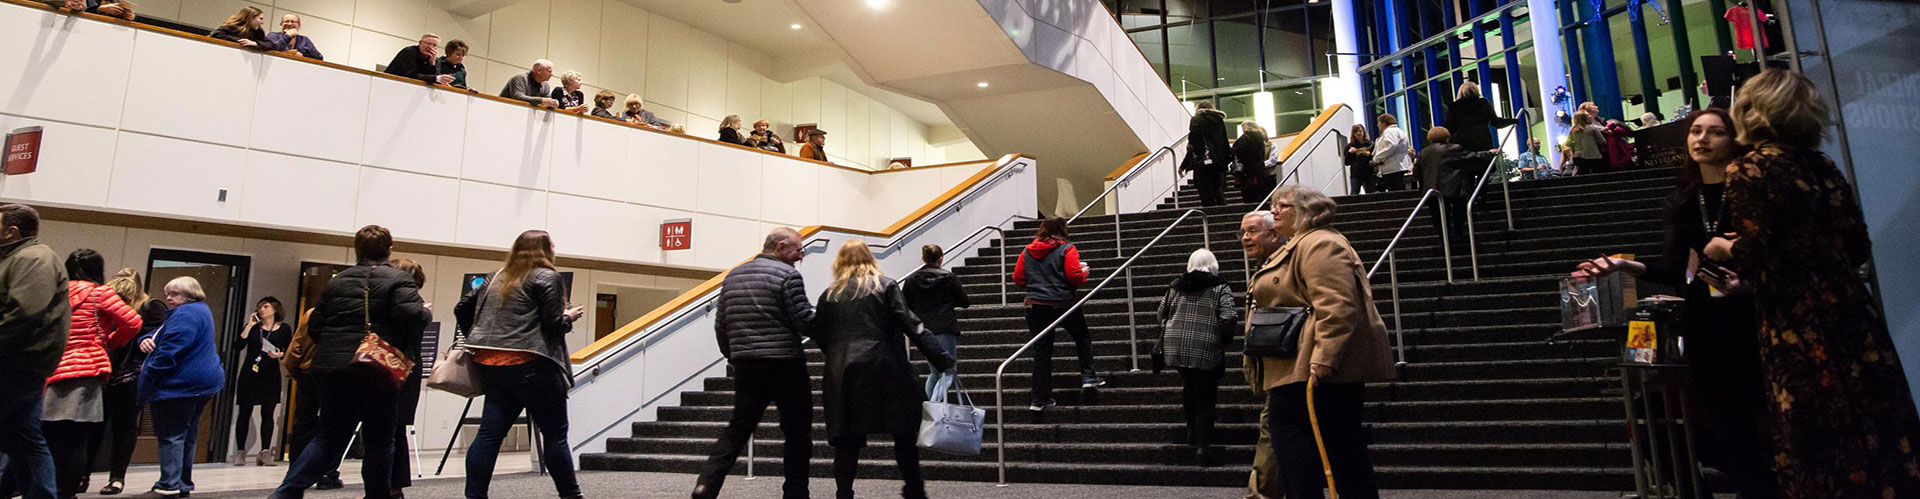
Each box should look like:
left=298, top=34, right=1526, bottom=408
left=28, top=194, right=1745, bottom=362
left=135, top=277, right=226, bottom=499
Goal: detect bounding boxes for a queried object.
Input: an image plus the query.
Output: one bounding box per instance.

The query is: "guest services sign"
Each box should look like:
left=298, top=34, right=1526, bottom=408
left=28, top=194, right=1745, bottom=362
left=661, top=219, right=692, bottom=250
left=4, top=126, right=41, bottom=175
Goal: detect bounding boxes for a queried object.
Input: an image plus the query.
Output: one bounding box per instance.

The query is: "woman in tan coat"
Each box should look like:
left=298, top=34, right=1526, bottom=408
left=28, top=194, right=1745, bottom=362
left=1245, top=185, right=1395, bottom=499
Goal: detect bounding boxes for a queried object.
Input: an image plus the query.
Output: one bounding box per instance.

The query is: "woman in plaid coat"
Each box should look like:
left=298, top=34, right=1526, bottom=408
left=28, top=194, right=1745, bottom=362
left=1155, top=248, right=1238, bottom=466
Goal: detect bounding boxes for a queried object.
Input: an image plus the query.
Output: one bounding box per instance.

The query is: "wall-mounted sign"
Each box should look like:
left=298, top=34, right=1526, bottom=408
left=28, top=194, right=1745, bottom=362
left=4, top=126, right=42, bottom=175
left=794, top=123, right=817, bottom=144
left=662, top=219, right=692, bottom=251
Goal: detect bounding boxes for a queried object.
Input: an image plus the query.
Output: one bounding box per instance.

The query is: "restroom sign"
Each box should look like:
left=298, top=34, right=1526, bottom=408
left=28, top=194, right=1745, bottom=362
left=4, top=126, right=42, bottom=175
left=661, top=219, right=692, bottom=251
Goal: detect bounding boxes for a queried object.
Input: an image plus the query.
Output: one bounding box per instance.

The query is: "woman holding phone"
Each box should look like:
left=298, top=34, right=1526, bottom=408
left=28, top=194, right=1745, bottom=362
left=232, top=297, right=291, bottom=467
left=1572, top=108, right=1775, bottom=499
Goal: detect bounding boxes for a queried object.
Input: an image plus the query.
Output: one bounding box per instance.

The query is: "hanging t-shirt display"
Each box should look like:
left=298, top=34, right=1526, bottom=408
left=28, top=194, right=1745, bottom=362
left=1725, top=4, right=1772, bottom=50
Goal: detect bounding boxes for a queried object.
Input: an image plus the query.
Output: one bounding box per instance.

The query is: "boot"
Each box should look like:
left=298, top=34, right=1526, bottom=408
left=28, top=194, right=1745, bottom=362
left=257, top=450, right=276, bottom=466
left=232, top=451, right=247, bottom=466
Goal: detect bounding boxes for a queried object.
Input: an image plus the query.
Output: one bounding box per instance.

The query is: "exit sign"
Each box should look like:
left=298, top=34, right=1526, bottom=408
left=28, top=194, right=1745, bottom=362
left=661, top=219, right=692, bottom=251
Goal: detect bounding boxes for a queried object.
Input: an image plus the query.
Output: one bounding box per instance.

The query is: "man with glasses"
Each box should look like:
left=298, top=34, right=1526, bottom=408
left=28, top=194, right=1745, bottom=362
left=1237, top=210, right=1285, bottom=499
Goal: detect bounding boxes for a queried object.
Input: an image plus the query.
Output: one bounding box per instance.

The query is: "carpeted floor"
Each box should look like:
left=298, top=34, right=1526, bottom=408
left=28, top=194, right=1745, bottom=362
left=187, top=470, right=1635, bottom=498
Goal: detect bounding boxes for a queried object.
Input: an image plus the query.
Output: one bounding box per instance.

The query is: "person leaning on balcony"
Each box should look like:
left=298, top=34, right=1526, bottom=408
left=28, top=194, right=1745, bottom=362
left=1248, top=185, right=1395, bottom=499
left=549, top=71, right=588, bottom=113
left=718, top=115, right=746, bottom=145
left=622, top=94, right=670, bottom=129
left=209, top=6, right=280, bottom=51
left=501, top=60, right=559, bottom=108
left=746, top=119, right=786, bottom=154
left=384, top=34, right=455, bottom=86
left=589, top=90, right=620, bottom=120
left=266, top=14, right=323, bottom=60
left=436, top=40, right=470, bottom=89
left=798, top=129, right=830, bottom=163
left=55, top=0, right=134, bottom=21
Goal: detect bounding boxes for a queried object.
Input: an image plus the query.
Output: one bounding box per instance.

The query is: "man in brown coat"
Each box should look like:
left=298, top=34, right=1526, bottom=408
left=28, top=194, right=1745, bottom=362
left=1245, top=186, right=1396, bottom=499
left=1237, top=211, right=1286, bottom=499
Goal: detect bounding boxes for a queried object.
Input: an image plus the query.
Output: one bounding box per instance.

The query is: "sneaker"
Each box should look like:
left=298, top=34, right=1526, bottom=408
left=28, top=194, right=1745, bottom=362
left=315, top=473, right=344, bottom=490
left=1081, top=377, right=1107, bottom=389
left=1027, top=399, right=1057, bottom=411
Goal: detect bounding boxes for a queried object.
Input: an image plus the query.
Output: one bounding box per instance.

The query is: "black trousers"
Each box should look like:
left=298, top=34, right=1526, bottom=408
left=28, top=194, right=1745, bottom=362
left=830, top=433, right=924, bottom=499
left=273, top=372, right=397, bottom=499
left=1350, top=170, right=1377, bottom=195
left=235, top=403, right=276, bottom=451
left=42, top=420, right=95, bottom=497
left=1427, top=196, right=1468, bottom=244
left=1237, top=174, right=1277, bottom=204
left=1376, top=172, right=1408, bottom=192
left=1268, top=382, right=1379, bottom=499
left=1026, top=304, right=1096, bottom=403
left=1194, top=168, right=1227, bottom=206
left=92, top=381, right=141, bottom=481
left=697, top=359, right=813, bottom=499
left=1176, top=367, right=1221, bottom=447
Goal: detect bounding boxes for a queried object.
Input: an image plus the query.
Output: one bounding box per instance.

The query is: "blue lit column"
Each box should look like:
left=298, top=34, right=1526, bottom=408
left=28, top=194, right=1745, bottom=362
left=1527, top=0, right=1570, bottom=168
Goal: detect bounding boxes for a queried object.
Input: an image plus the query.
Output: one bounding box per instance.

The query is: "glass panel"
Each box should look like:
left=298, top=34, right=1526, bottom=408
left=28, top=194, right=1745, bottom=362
left=1118, top=0, right=1165, bottom=29
left=1263, top=8, right=1309, bottom=80
left=1211, top=0, right=1259, bottom=17
left=1215, top=15, right=1261, bottom=87
left=1309, top=5, right=1335, bottom=76
left=1169, top=22, right=1214, bottom=92
left=1166, top=0, right=1208, bottom=22
left=1131, top=29, right=1169, bottom=83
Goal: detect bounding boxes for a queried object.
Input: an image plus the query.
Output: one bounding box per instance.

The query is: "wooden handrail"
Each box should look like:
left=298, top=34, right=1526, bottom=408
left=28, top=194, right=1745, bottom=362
left=1102, top=152, right=1150, bottom=182
left=1, top=0, right=958, bottom=176
left=567, top=153, right=1032, bottom=362
left=1274, top=104, right=1350, bottom=166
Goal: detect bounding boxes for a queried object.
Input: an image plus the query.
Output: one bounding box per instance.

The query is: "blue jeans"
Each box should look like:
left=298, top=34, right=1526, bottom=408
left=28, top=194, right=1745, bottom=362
left=0, top=370, right=55, bottom=499
left=924, top=334, right=958, bottom=398
left=466, top=361, right=578, bottom=499
left=150, top=396, right=209, bottom=493
left=273, top=372, right=397, bottom=499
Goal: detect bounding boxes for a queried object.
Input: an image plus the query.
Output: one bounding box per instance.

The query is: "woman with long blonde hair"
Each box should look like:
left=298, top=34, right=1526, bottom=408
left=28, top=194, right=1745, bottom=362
left=809, top=240, right=954, bottom=499
left=93, top=269, right=167, bottom=494
left=210, top=6, right=275, bottom=50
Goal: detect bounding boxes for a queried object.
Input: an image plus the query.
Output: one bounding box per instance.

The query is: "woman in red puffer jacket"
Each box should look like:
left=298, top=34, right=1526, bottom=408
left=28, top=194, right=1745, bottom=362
left=46, top=250, right=141, bottom=497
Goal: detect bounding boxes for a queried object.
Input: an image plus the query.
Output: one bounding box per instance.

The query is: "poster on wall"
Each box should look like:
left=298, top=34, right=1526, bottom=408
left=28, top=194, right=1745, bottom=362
left=4, top=126, right=42, bottom=175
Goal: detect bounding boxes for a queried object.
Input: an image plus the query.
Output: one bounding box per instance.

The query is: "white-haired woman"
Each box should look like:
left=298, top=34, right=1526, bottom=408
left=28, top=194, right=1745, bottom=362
left=1247, top=185, right=1394, bottom=499
left=1443, top=81, right=1518, bottom=152
left=1154, top=248, right=1238, bottom=466
left=549, top=70, right=588, bottom=113
left=808, top=240, right=954, bottom=499
left=136, top=277, right=226, bottom=498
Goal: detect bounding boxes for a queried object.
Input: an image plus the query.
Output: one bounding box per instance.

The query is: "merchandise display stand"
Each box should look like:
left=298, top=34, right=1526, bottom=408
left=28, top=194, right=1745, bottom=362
left=1617, top=363, right=1706, bottom=499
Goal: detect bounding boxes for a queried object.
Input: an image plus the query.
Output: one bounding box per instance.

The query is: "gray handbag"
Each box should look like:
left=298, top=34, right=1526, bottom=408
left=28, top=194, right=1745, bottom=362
left=918, top=377, right=985, bottom=455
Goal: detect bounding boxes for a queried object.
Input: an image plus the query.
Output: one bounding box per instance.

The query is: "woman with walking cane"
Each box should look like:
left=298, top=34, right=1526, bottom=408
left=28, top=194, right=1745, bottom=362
left=1245, top=186, right=1395, bottom=499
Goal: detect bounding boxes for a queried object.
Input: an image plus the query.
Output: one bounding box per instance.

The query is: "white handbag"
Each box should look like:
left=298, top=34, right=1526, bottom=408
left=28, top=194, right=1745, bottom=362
left=918, top=377, right=985, bottom=455
left=425, top=346, right=483, bottom=398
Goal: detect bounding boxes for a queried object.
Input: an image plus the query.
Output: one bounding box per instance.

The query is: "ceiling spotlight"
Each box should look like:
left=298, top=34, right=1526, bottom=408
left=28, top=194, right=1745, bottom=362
left=976, top=82, right=990, bottom=88
left=790, top=23, right=802, bottom=30
left=865, top=0, right=890, bottom=8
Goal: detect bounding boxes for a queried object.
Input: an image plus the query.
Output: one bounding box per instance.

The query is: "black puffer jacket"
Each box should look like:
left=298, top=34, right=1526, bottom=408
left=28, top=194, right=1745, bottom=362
left=902, top=267, right=970, bottom=336
left=715, top=255, right=815, bottom=361
left=307, top=262, right=431, bottom=375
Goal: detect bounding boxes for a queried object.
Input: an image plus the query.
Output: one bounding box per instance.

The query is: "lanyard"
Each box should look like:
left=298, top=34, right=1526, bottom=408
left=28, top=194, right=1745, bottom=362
left=1698, top=190, right=1725, bottom=235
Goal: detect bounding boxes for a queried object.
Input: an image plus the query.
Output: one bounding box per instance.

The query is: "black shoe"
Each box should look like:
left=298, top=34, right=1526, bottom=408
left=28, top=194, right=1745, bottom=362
left=690, top=483, right=717, bottom=499
left=99, top=480, right=125, bottom=495
left=1195, top=445, right=1219, bottom=467
left=1027, top=399, right=1056, bottom=411
left=315, top=474, right=344, bottom=490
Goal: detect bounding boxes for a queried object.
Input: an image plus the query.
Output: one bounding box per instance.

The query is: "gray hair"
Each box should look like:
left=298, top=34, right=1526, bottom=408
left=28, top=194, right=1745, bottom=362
left=559, top=70, right=583, bottom=84
left=762, top=227, right=800, bottom=253
left=1271, top=185, right=1337, bottom=234
left=1456, top=81, right=1481, bottom=100
left=165, top=276, right=206, bottom=302
left=1186, top=248, right=1219, bottom=274
left=533, top=59, right=554, bottom=70
left=1241, top=210, right=1276, bottom=231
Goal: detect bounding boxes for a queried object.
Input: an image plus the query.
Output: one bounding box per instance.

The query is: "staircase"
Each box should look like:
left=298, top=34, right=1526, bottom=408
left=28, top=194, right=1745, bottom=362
left=580, top=167, right=1678, bottom=490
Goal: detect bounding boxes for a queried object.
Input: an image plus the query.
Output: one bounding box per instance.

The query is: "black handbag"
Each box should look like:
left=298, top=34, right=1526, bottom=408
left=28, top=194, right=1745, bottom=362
left=1243, top=306, right=1312, bottom=358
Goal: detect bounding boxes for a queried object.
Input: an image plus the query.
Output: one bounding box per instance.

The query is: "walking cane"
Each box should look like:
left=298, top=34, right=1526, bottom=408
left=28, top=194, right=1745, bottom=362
left=1306, top=377, right=1338, bottom=499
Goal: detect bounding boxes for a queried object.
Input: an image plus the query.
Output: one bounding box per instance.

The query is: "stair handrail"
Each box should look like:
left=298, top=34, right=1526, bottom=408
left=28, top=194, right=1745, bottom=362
left=1366, top=189, right=1451, bottom=366
left=992, top=209, right=1209, bottom=486
left=1071, top=138, right=1189, bottom=224
left=1257, top=122, right=1350, bottom=211
left=1464, top=109, right=1531, bottom=281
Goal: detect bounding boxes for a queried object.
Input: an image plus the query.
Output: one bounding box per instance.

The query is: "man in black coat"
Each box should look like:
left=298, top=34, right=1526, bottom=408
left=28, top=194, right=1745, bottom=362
left=1414, top=127, right=1499, bottom=243
left=693, top=228, right=816, bottom=499
left=1183, top=101, right=1234, bottom=207
left=384, top=34, right=455, bottom=86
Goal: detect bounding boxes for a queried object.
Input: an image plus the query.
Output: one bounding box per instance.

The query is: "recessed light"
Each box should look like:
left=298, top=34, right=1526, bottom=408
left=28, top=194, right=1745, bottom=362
left=976, top=82, right=990, bottom=88
left=790, top=23, right=802, bottom=30
left=865, top=0, right=890, bottom=8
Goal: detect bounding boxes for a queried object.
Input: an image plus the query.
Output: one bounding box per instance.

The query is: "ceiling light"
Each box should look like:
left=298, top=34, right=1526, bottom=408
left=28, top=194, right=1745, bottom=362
left=976, top=82, right=990, bottom=88
left=790, top=23, right=802, bottom=30
left=865, top=0, right=890, bottom=8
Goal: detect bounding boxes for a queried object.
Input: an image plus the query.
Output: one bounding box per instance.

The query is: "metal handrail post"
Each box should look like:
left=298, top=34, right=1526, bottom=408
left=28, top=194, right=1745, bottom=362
left=1367, top=189, right=1446, bottom=367
left=1071, top=140, right=1186, bottom=223
left=1388, top=253, right=1404, bottom=366
left=744, top=434, right=755, bottom=479
left=993, top=209, right=1206, bottom=485
left=1465, top=109, right=1529, bottom=281
left=1439, top=196, right=1454, bottom=283
left=1125, top=266, right=1139, bottom=371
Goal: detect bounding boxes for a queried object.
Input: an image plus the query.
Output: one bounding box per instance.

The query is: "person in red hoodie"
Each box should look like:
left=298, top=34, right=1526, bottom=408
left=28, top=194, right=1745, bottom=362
left=48, top=250, right=140, bottom=498
left=1012, top=217, right=1102, bottom=411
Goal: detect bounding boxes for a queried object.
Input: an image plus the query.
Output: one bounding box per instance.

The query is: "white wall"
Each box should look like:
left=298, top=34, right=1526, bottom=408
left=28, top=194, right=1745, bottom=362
left=28, top=218, right=705, bottom=456
left=0, top=2, right=1002, bottom=274
left=122, top=0, right=965, bottom=170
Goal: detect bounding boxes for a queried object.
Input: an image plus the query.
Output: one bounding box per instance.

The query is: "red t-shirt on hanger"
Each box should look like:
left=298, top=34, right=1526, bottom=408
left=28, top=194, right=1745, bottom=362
left=1725, top=5, right=1772, bottom=50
